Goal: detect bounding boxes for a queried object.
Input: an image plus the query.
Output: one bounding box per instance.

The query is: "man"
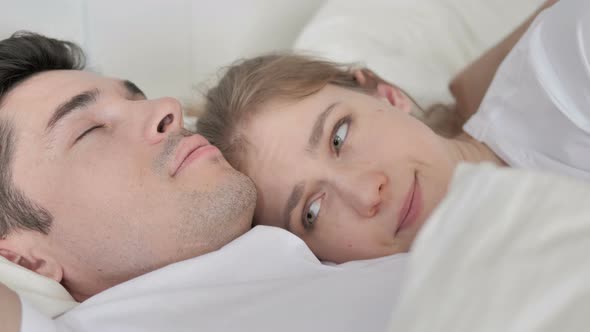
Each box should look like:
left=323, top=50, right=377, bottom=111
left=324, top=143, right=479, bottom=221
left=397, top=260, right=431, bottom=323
left=0, top=32, right=257, bottom=301
left=0, top=32, right=408, bottom=332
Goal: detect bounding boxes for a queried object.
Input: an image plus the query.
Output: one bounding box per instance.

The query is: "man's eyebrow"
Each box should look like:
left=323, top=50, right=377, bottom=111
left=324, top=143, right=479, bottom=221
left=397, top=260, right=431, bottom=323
left=282, top=182, right=305, bottom=232
left=45, top=88, right=100, bottom=134
left=307, top=102, right=339, bottom=152
left=122, top=80, right=146, bottom=98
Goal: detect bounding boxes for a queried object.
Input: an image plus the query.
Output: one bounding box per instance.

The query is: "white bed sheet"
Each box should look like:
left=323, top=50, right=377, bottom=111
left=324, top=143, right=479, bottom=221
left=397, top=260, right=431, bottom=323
left=22, top=226, right=408, bottom=332
left=389, top=163, right=590, bottom=331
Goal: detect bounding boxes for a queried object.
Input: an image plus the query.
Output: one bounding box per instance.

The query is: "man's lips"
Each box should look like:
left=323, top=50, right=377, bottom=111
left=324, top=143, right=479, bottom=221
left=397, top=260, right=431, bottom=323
left=395, top=173, right=421, bottom=234
left=170, top=134, right=217, bottom=177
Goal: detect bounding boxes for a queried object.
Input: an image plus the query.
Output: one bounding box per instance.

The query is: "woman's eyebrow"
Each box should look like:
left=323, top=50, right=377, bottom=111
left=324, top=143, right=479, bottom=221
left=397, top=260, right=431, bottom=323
left=280, top=101, right=340, bottom=230
left=306, top=102, right=339, bottom=152
left=282, top=182, right=305, bottom=231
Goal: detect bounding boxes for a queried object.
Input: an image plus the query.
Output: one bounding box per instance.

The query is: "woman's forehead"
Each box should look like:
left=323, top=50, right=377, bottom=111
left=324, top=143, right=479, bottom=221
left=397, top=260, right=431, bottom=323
left=245, top=87, right=347, bottom=139
left=242, top=86, right=356, bottom=187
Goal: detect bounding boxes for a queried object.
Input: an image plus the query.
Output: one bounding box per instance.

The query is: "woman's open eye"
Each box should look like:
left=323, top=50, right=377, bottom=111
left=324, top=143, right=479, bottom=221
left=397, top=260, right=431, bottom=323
left=331, top=118, right=349, bottom=153
left=303, top=197, right=322, bottom=229
left=75, top=124, right=105, bottom=143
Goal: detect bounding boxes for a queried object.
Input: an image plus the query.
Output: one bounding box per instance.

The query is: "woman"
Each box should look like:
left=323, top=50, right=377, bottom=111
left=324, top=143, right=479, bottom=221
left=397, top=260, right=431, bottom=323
left=197, top=0, right=588, bottom=263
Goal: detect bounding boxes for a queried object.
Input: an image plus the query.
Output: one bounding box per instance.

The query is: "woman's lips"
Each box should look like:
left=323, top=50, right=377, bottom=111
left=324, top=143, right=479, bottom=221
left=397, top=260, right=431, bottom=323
left=396, top=173, right=422, bottom=234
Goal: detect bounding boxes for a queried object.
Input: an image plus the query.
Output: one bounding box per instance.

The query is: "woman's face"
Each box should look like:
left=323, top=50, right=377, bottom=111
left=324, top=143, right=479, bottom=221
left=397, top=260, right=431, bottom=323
left=241, top=84, right=457, bottom=262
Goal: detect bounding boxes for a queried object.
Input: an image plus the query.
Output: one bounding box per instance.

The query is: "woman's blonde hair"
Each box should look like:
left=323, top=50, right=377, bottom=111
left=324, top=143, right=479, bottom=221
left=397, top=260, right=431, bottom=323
left=197, top=53, right=461, bottom=171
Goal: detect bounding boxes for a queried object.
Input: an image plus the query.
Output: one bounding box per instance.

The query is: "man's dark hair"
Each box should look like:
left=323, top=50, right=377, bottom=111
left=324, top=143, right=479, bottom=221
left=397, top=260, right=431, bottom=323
left=0, top=31, right=86, bottom=238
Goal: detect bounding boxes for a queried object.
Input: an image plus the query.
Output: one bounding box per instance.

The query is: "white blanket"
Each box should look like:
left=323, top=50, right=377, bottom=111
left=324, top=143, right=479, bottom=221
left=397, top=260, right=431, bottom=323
left=389, top=163, right=590, bottom=331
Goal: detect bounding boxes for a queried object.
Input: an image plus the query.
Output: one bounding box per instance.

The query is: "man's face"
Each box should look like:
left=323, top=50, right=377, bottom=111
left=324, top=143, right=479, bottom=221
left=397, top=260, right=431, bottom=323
left=1, top=70, right=256, bottom=299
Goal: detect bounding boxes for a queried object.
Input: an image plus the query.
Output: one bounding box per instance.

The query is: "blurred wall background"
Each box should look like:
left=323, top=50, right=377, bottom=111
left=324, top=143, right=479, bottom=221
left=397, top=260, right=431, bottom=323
left=0, top=0, right=325, bottom=102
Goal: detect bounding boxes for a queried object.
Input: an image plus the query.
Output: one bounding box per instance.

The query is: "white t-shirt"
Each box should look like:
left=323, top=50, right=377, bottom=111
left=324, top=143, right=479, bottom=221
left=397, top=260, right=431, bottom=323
left=19, top=226, right=407, bottom=332
left=464, top=0, right=590, bottom=180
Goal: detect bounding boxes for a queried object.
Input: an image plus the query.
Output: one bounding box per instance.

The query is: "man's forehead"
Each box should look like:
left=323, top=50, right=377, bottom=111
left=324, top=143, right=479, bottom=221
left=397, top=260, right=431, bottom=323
left=0, top=70, right=121, bottom=125
left=5, top=70, right=107, bottom=103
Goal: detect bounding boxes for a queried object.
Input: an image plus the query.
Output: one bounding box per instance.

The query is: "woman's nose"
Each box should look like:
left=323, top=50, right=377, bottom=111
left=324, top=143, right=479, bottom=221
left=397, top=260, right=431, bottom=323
left=337, top=171, right=388, bottom=218
left=142, top=97, right=184, bottom=144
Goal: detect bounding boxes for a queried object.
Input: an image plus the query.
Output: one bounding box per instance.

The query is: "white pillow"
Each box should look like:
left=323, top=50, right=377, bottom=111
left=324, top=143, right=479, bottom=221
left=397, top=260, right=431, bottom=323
left=294, top=0, right=544, bottom=108
left=0, top=256, right=78, bottom=318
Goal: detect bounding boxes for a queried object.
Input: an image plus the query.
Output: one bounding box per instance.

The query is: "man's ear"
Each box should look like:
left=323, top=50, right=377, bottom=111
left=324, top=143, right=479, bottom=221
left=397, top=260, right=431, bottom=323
left=353, top=69, right=413, bottom=114
left=0, top=233, right=63, bottom=283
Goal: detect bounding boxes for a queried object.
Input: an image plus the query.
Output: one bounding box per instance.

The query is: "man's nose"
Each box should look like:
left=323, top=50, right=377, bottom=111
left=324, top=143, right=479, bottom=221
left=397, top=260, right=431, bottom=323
left=336, top=171, right=388, bottom=218
left=142, top=97, right=184, bottom=144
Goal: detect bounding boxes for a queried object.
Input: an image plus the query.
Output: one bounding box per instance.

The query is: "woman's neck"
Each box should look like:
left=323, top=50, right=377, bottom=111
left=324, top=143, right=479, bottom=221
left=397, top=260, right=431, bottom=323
left=443, top=132, right=507, bottom=166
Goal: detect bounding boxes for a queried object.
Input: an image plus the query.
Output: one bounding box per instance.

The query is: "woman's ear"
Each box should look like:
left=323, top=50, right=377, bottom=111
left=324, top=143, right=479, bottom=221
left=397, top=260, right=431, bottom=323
left=0, top=234, right=63, bottom=283
left=353, top=69, right=412, bottom=114
left=353, top=68, right=377, bottom=89
left=375, top=83, right=412, bottom=114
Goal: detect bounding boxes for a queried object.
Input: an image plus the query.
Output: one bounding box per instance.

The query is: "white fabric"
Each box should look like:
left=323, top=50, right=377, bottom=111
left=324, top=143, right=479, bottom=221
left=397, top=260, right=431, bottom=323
left=0, top=256, right=77, bottom=318
left=20, top=226, right=407, bottom=332
left=464, top=0, right=590, bottom=180
left=389, top=163, right=590, bottom=331
left=20, top=298, right=57, bottom=332
left=295, top=0, right=544, bottom=108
